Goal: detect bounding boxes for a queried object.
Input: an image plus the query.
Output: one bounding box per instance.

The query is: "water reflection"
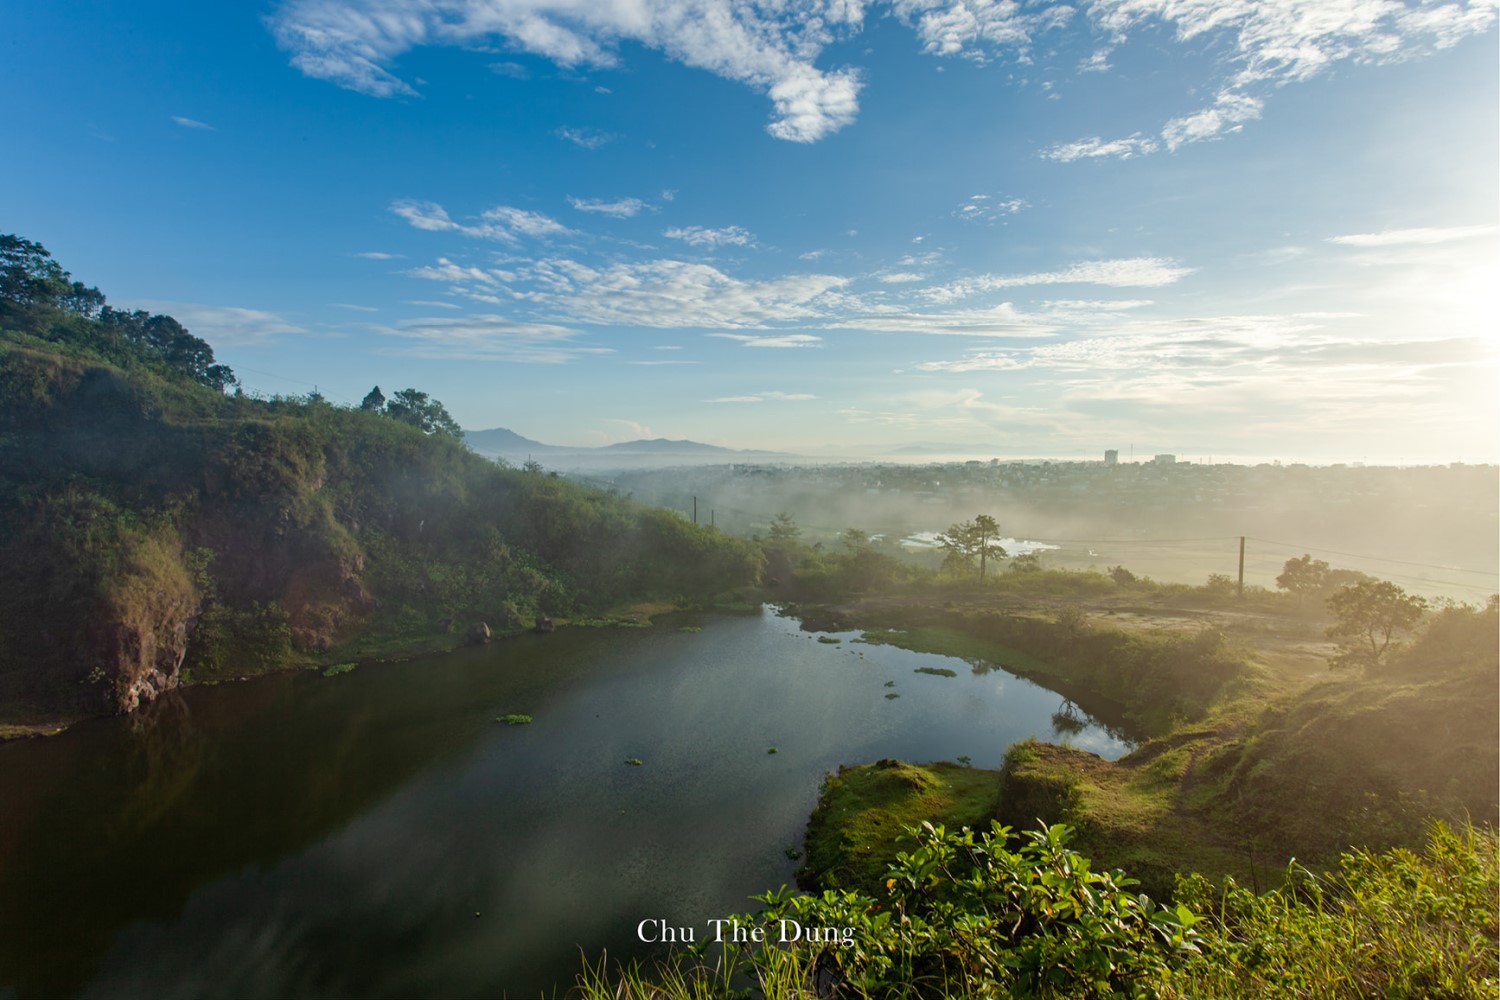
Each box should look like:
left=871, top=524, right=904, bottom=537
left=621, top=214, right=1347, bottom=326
left=0, top=609, right=1129, bottom=998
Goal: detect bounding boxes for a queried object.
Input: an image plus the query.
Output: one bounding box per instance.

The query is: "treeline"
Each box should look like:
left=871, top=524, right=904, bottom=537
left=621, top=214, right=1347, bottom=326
left=0, top=236, right=761, bottom=723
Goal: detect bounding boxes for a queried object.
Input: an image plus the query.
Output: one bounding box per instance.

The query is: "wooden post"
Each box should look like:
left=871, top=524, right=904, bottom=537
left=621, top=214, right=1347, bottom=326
left=1237, top=536, right=1245, bottom=598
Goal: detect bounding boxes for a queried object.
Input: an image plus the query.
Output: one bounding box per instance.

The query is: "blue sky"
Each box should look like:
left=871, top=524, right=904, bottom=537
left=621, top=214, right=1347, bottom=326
left=4, top=0, right=1496, bottom=462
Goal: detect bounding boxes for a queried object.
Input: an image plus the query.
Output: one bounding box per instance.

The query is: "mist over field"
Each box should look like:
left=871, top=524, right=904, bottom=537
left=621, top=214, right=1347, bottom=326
left=587, top=459, right=1498, bottom=601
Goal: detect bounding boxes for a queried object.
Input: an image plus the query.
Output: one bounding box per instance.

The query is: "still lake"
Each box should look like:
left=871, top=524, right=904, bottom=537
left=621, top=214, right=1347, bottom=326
left=0, top=607, right=1127, bottom=998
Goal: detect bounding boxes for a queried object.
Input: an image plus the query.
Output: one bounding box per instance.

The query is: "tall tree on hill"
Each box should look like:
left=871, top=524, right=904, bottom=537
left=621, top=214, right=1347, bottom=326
left=360, top=385, right=386, bottom=411
left=385, top=387, right=462, bottom=438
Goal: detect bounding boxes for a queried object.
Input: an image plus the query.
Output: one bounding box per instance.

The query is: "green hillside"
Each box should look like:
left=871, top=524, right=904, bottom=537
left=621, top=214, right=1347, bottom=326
left=0, top=236, right=761, bottom=730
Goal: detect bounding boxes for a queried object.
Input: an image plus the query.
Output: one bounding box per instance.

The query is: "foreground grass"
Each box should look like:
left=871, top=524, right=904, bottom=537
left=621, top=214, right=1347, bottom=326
left=575, top=821, right=1498, bottom=1000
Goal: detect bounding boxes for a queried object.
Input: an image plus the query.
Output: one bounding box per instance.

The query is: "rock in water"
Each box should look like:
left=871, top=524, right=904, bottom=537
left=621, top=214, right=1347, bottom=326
left=534, top=616, right=554, bottom=633
left=467, top=622, right=491, bottom=645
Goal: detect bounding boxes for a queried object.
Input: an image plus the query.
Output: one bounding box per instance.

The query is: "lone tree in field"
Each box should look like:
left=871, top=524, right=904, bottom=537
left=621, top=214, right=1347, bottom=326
left=768, top=512, right=801, bottom=543
left=1325, top=579, right=1428, bottom=672
left=939, top=514, right=1005, bottom=582
left=1277, top=554, right=1331, bottom=608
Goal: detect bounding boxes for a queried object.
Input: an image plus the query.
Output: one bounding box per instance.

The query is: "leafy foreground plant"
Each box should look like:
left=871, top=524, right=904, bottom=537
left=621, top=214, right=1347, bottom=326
left=578, top=821, right=1199, bottom=999
left=575, top=820, right=1498, bottom=999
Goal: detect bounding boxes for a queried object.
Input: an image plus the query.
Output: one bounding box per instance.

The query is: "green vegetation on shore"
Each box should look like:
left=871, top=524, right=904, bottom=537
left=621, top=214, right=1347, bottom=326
left=798, top=760, right=1000, bottom=895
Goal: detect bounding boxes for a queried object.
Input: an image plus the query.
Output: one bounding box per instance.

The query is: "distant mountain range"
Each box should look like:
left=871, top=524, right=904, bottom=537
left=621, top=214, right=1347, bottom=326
left=463, top=427, right=785, bottom=468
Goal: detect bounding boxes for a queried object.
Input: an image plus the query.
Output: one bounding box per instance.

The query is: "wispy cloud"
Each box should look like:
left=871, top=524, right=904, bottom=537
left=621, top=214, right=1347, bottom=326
left=1042, top=134, right=1158, bottom=162
left=376, top=315, right=610, bottom=362
left=892, top=0, right=1072, bottom=62
left=664, top=225, right=758, bottom=249
left=508, top=258, right=847, bottom=328
left=708, top=334, right=822, bottom=347
left=569, top=196, right=650, bottom=218
left=355, top=251, right=404, bottom=260
left=488, top=61, right=529, bottom=79
left=269, top=0, right=866, bottom=142
left=1328, top=225, right=1497, bottom=247
left=390, top=200, right=575, bottom=244
left=554, top=126, right=616, bottom=149
left=924, top=258, right=1194, bottom=302
left=1043, top=0, right=1496, bottom=159
left=705, top=390, right=817, bottom=402
left=955, top=194, right=1029, bottom=223
left=171, top=115, right=215, bottom=130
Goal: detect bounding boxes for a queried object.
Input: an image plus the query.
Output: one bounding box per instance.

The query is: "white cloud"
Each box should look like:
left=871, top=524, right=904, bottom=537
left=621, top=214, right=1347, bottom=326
left=705, top=390, right=817, bottom=402
left=569, top=196, right=650, bottom=218
left=511, top=258, right=847, bottom=328
left=1160, top=90, right=1263, bottom=149
left=955, top=193, right=1029, bottom=222
left=1042, top=134, right=1159, bottom=162
left=333, top=302, right=379, bottom=312
left=877, top=272, right=927, bottom=283
left=554, top=126, right=615, bottom=149
left=708, top=333, right=822, bottom=347
left=407, top=257, right=502, bottom=284
left=376, top=314, right=610, bottom=362
left=924, top=257, right=1194, bottom=301
left=1079, top=47, right=1112, bottom=72
left=355, top=251, right=404, bottom=260
left=269, top=0, right=867, bottom=142
left=664, top=225, right=758, bottom=249
left=390, top=200, right=575, bottom=243
left=1328, top=225, right=1498, bottom=247
left=489, top=60, right=529, bottom=78
left=170, top=115, right=216, bottom=130
left=892, top=0, right=1073, bottom=62
left=1045, top=0, right=1497, bottom=159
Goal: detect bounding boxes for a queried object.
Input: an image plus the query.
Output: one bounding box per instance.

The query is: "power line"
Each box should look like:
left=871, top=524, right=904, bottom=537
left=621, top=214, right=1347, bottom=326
left=1244, top=536, right=1497, bottom=578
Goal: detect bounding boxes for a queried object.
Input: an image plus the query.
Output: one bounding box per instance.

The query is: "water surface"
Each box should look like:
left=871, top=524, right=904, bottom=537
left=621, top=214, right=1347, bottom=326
left=0, top=608, right=1126, bottom=997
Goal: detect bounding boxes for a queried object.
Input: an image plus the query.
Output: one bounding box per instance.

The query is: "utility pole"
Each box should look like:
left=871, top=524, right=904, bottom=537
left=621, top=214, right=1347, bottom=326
left=692, top=496, right=697, bottom=524
left=710, top=509, right=715, bottom=528
left=1237, top=536, right=1245, bottom=598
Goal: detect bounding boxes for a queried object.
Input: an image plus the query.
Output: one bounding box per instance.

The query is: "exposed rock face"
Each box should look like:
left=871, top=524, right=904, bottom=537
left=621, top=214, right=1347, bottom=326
left=467, top=622, right=491, bottom=644
left=94, top=593, right=196, bottom=713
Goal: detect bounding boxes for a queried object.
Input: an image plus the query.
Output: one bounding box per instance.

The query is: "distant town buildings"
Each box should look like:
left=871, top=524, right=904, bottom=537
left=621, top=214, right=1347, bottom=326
left=1104, top=449, right=1118, bottom=465
left=1154, top=454, right=1177, bottom=465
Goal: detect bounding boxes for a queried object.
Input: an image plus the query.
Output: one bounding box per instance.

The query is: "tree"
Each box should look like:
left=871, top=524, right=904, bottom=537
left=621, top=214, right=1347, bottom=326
left=841, top=527, right=870, bottom=551
left=768, top=512, right=801, bottom=543
left=384, top=388, right=463, bottom=438
left=1325, top=579, right=1428, bottom=672
left=1277, top=554, right=1374, bottom=610
left=360, top=385, right=386, bottom=411
left=938, top=514, right=1006, bottom=582
left=0, top=234, right=70, bottom=308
